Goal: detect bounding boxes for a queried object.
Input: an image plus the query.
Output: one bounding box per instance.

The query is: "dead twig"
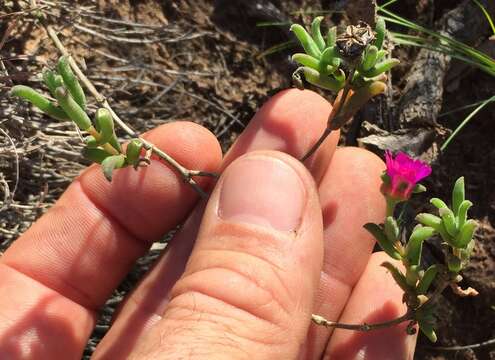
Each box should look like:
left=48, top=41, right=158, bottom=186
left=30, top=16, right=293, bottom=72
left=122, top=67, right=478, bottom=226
left=31, top=3, right=218, bottom=197
left=0, top=126, right=19, bottom=212
left=429, top=338, right=495, bottom=351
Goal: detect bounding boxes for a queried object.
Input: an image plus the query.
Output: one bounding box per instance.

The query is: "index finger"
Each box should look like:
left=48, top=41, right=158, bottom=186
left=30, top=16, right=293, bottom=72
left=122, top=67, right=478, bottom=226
left=0, top=121, right=222, bottom=358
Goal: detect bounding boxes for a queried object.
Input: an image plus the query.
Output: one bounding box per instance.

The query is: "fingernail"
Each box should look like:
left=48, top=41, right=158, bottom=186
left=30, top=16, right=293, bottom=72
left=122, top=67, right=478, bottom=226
left=218, top=156, right=306, bottom=231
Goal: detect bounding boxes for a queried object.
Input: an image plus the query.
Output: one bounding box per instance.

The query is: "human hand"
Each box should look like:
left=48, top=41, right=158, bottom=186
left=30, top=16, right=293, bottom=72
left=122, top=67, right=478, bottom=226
left=0, top=89, right=417, bottom=359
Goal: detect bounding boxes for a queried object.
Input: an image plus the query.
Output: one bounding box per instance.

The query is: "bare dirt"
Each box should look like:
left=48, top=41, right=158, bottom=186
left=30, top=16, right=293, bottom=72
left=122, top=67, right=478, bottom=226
left=1, top=1, right=494, bottom=359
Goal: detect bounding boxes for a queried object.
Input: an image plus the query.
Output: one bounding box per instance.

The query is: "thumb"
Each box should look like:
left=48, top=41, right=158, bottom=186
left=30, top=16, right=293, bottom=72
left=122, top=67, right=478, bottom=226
left=129, top=151, right=324, bottom=359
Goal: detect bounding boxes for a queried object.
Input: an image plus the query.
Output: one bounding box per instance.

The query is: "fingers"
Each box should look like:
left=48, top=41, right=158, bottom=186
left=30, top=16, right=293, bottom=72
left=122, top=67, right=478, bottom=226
left=301, top=147, right=386, bottom=359
left=0, top=122, right=221, bottom=358
left=128, top=151, right=324, bottom=359
left=324, top=252, right=417, bottom=360
left=93, top=89, right=339, bottom=358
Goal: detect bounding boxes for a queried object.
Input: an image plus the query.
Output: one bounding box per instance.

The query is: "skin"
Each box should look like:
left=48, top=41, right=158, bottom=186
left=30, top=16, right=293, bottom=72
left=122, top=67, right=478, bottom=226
left=0, top=89, right=416, bottom=359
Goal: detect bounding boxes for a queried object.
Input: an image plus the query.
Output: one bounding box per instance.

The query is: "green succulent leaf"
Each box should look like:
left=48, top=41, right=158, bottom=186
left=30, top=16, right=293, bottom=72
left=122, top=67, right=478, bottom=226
left=300, top=66, right=343, bottom=92
left=326, top=26, right=337, bottom=48
left=384, top=216, right=400, bottom=243
left=430, top=198, right=448, bottom=210
left=125, top=139, right=144, bottom=166
left=311, top=16, right=326, bottom=51
left=418, top=320, right=438, bottom=342
left=320, top=46, right=341, bottom=69
left=374, top=16, right=386, bottom=50
left=93, top=108, right=115, bottom=146
left=42, top=70, right=64, bottom=97
left=362, top=58, right=400, bottom=77
left=413, top=183, right=427, bottom=194
left=361, top=45, right=378, bottom=72
left=416, top=301, right=437, bottom=342
left=57, top=56, right=86, bottom=110
left=364, top=223, right=402, bottom=260
left=416, top=264, right=439, bottom=295
left=108, top=134, right=123, bottom=154
left=415, top=213, right=442, bottom=229
left=10, top=85, right=69, bottom=121
left=381, top=261, right=410, bottom=292
left=54, top=86, right=92, bottom=130
left=452, top=177, right=465, bottom=215
left=292, top=53, right=320, bottom=70
left=290, top=24, right=322, bottom=58
left=406, top=225, right=436, bottom=266
left=460, top=239, right=475, bottom=262
left=376, top=49, right=388, bottom=63
left=439, top=207, right=458, bottom=237
left=101, top=154, right=126, bottom=182
left=457, top=200, right=473, bottom=229
left=454, top=219, right=477, bottom=248
left=406, top=265, right=420, bottom=287
left=82, top=147, right=112, bottom=164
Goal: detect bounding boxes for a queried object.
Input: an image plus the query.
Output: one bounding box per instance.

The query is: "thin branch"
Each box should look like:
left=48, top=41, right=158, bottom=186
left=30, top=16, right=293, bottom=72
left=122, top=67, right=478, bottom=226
left=429, top=338, right=495, bottom=351
left=0, top=126, right=19, bottom=211
left=311, top=271, right=453, bottom=333
left=311, top=311, right=413, bottom=331
left=35, top=13, right=217, bottom=198
left=300, top=127, right=333, bottom=162
left=301, top=69, right=355, bottom=162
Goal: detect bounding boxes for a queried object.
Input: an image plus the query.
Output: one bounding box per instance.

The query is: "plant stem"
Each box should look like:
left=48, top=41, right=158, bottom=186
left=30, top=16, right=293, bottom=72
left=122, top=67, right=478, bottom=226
left=312, top=270, right=453, bottom=333
left=87, top=126, right=119, bottom=156
left=34, top=5, right=217, bottom=198
left=311, top=311, right=413, bottom=331
left=301, top=127, right=333, bottom=162
left=301, top=69, right=355, bottom=162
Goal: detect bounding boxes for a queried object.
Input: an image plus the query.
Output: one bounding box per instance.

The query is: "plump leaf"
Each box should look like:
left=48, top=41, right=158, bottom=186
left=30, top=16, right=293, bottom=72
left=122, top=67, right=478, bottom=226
left=430, top=198, right=448, bottom=210
left=54, top=86, right=92, bottom=130
left=374, top=16, right=386, bottom=50
left=10, top=85, right=68, bottom=121
left=418, top=320, right=438, bottom=342
left=406, top=225, right=436, bottom=266
left=364, top=223, right=402, bottom=260
left=125, top=139, right=144, bottom=166
left=311, top=16, right=326, bottom=51
left=452, top=177, right=465, bottom=215
left=439, top=207, right=458, bottom=237
left=42, top=70, right=64, bottom=97
left=300, top=66, right=343, bottom=92
left=93, top=108, right=115, bottom=145
left=101, top=154, right=126, bottom=182
left=361, top=45, right=378, bottom=72
left=82, top=147, right=112, bottom=164
left=320, top=46, right=341, bottom=69
left=413, top=183, right=427, bottom=194
left=363, top=58, right=400, bottom=77
left=454, top=219, right=477, bottom=248
left=290, top=24, right=322, bottom=58
left=292, top=53, right=320, bottom=70
left=417, top=264, right=439, bottom=295
left=326, top=26, right=337, bottom=47
left=57, top=56, right=86, bottom=110
left=384, top=216, right=399, bottom=243
left=416, top=213, right=442, bottom=229
left=457, top=200, right=473, bottom=229
left=381, top=261, right=410, bottom=292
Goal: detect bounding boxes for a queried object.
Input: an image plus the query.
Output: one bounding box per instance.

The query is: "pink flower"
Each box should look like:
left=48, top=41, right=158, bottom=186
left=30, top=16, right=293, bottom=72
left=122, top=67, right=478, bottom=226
left=383, top=151, right=431, bottom=200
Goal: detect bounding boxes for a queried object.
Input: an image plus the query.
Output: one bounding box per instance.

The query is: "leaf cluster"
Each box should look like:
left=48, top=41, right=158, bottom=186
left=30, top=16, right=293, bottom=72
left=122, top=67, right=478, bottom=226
left=365, top=177, right=477, bottom=342
left=290, top=16, right=399, bottom=92
left=11, top=56, right=147, bottom=181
